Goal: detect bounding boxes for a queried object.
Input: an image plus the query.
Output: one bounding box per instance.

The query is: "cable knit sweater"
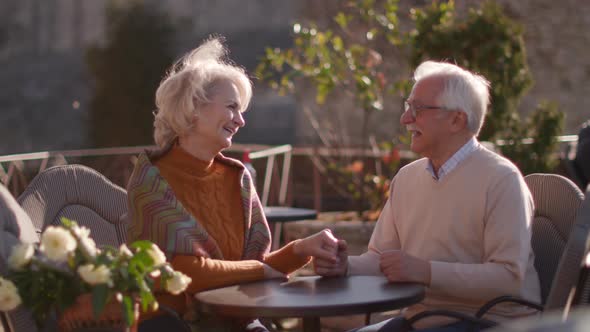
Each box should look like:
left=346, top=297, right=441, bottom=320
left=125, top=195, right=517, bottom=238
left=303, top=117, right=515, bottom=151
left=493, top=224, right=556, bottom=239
left=154, top=146, right=309, bottom=293
left=127, top=145, right=309, bottom=319
left=349, top=145, right=541, bottom=328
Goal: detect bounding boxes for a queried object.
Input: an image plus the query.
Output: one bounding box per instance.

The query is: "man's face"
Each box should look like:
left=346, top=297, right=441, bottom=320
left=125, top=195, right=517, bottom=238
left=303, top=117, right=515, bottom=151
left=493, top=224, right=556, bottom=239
left=400, top=77, right=454, bottom=158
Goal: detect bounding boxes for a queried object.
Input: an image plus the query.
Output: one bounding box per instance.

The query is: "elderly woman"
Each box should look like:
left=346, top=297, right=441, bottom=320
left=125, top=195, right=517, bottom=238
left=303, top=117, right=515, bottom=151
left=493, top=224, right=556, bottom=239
left=127, top=38, right=340, bottom=331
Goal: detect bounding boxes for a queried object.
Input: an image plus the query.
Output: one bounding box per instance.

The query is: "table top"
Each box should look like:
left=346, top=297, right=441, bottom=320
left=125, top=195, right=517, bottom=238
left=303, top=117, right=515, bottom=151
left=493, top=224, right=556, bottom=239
left=195, top=275, right=425, bottom=318
left=263, top=206, right=318, bottom=223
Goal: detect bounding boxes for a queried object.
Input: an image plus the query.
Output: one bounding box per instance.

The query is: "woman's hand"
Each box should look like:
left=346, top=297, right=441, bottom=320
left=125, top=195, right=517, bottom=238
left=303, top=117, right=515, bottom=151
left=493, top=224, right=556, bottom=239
left=293, top=229, right=340, bottom=263
left=263, top=263, right=286, bottom=279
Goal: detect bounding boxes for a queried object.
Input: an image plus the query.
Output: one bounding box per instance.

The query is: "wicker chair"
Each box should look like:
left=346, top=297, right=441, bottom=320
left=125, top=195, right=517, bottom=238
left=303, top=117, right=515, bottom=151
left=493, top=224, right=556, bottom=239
left=0, top=185, right=42, bottom=332
left=15, top=165, right=191, bottom=332
left=403, top=173, right=586, bottom=330
left=17, top=165, right=128, bottom=247
left=488, top=183, right=590, bottom=331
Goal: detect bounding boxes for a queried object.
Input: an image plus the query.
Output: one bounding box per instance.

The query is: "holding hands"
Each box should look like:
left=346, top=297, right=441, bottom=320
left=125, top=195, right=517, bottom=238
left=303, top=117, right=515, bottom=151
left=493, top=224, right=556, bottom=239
left=293, top=229, right=341, bottom=262
left=310, top=238, right=431, bottom=284
left=312, top=238, right=349, bottom=277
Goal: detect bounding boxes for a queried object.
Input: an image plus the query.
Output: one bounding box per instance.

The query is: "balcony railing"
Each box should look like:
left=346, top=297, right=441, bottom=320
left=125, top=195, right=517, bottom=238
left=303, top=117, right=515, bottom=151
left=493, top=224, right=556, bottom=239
left=0, top=135, right=580, bottom=209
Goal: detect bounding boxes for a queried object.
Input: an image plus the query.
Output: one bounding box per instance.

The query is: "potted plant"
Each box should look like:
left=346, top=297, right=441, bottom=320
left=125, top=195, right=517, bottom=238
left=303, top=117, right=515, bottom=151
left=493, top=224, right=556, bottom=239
left=0, top=217, right=191, bottom=331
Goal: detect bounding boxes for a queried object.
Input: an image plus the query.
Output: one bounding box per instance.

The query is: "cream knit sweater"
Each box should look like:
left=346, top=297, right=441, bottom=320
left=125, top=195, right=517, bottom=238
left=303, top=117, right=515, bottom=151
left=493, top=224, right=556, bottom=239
left=349, top=145, right=541, bottom=328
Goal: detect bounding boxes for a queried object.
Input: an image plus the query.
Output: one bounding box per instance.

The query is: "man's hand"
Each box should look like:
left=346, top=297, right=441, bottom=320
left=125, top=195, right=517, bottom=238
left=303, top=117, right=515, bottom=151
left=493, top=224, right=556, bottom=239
left=313, top=240, right=349, bottom=276
left=293, top=229, right=339, bottom=262
left=379, top=250, right=431, bottom=285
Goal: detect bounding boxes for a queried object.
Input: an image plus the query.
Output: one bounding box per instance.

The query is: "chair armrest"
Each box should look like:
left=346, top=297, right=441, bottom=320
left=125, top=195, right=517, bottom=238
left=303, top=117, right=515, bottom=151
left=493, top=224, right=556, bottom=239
left=405, top=310, right=497, bottom=330
left=475, top=296, right=543, bottom=318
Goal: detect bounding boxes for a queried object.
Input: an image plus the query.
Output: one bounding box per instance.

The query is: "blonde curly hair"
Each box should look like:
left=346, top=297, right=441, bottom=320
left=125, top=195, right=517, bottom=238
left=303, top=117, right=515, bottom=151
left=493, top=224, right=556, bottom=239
left=153, top=37, right=253, bottom=148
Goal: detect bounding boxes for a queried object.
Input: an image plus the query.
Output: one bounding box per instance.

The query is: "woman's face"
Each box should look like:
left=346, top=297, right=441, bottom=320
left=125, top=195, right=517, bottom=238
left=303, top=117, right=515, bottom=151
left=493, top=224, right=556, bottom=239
left=191, top=80, right=245, bottom=152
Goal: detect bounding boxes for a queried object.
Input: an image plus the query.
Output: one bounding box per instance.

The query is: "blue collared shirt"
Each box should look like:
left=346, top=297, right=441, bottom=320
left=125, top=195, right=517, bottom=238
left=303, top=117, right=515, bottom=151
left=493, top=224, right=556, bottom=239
left=426, top=137, right=479, bottom=181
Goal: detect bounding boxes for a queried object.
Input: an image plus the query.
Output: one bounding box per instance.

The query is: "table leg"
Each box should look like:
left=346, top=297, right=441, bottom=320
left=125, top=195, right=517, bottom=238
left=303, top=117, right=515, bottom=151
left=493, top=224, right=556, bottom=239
left=302, top=317, right=321, bottom=332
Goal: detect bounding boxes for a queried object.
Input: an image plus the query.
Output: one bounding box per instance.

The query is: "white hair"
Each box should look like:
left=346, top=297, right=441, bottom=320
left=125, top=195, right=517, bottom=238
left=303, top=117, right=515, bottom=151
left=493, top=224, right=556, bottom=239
left=153, top=37, right=253, bottom=148
left=413, top=61, right=490, bottom=135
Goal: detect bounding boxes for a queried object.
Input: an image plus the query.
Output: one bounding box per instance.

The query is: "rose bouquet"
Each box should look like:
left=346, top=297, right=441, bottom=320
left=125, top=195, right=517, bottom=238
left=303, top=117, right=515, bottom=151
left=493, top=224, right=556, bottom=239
left=0, top=217, right=191, bottom=329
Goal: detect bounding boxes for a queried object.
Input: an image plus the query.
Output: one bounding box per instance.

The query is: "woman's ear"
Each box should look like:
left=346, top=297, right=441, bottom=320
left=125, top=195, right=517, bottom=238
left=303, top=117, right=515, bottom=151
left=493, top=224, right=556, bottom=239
left=190, top=112, right=199, bottom=125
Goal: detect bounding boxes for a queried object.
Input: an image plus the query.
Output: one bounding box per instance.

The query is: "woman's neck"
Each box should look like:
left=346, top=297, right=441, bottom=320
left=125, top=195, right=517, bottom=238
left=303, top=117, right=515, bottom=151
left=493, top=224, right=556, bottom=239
left=178, top=136, right=219, bottom=162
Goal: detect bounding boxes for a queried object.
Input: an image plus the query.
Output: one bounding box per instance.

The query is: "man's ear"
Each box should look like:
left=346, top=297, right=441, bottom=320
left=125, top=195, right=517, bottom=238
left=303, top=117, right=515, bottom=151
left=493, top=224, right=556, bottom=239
left=450, top=111, right=468, bottom=133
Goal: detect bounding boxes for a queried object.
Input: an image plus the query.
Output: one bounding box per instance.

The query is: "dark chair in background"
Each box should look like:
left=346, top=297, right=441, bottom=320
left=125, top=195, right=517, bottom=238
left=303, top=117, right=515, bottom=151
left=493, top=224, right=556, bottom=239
left=563, top=120, right=590, bottom=191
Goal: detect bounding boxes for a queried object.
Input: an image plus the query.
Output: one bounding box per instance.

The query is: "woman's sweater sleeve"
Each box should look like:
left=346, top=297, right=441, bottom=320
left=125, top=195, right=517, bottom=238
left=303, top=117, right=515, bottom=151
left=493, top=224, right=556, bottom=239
left=171, top=255, right=265, bottom=293
left=263, top=240, right=311, bottom=274
left=172, top=240, right=311, bottom=294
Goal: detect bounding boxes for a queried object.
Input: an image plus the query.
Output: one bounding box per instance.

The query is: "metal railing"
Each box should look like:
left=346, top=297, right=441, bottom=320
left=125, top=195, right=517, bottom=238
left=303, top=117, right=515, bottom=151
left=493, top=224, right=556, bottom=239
left=0, top=135, right=580, bottom=202
left=249, top=144, right=292, bottom=206
left=0, top=143, right=289, bottom=198
left=0, top=146, right=153, bottom=195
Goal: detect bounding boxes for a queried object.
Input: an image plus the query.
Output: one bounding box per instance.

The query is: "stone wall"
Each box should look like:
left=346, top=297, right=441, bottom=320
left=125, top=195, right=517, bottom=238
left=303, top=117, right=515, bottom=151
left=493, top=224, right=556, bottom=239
left=457, top=0, right=590, bottom=132
left=292, top=0, right=590, bottom=145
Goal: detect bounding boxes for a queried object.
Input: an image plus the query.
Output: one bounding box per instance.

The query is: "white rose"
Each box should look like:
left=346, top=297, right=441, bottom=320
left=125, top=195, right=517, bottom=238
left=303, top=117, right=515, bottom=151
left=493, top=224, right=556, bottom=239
left=8, top=243, right=34, bottom=270
left=79, top=236, right=98, bottom=258
left=119, top=244, right=133, bottom=257
left=0, top=278, right=22, bottom=311
left=71, top=224, right=91, bottom=240
left=40, top=226, right=76, bottom=262
left=146, top=244, right=166, bottom=267
left=165, top=271, right=192, bottom=295
left=77, top=264, right=112, bottom=285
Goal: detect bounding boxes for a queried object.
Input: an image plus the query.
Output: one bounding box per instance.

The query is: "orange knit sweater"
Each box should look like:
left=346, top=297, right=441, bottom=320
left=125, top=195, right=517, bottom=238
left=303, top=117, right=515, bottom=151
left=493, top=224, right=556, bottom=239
left=150, top=145, right=309, bottom=315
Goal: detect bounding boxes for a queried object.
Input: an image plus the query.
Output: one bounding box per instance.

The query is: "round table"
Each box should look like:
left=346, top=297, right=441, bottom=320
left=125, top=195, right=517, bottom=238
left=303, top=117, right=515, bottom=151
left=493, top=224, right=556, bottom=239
left=195, top=275, right=425, bottom=332
left=263, top=206, right=317, bottom=250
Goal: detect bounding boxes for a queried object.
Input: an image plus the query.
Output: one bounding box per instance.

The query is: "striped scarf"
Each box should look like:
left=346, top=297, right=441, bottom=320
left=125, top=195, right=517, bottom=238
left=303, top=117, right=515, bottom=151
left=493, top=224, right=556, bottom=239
left=126, top=153, right=270, bottom=261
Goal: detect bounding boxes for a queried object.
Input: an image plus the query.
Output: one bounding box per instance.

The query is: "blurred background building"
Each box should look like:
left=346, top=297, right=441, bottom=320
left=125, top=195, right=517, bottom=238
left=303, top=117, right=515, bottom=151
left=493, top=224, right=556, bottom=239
left=0, top=0, right=589, bottom=155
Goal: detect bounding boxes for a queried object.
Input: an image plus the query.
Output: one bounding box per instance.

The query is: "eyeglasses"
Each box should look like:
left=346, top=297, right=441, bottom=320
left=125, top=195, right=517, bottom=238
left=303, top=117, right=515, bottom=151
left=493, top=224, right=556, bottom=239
left=404, top=100, right=449, bottom=119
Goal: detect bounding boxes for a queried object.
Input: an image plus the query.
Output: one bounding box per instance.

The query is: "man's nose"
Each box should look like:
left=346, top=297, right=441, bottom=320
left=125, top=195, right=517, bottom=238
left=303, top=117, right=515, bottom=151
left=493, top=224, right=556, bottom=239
left=400, top=108, right=414, bottom=125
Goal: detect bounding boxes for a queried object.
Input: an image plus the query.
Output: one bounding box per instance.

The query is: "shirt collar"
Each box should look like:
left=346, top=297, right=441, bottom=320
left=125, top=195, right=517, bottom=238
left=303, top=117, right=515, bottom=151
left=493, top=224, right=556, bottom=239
left=426, top=137, right=479, bottom=181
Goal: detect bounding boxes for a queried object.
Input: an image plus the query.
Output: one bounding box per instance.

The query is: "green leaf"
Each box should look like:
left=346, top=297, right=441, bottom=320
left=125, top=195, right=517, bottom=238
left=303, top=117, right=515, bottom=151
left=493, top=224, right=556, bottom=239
left=334, top=12, right=349, bottom=29
left=92, top=284, right=109, bottom=318
left=121, top=295, right=134, bottom=327
left=139, top=290, right=155, bottom=312
left=129, top=240, right=153, bottom=251
left=331, top=36, right=344, bottom=51
left=60, top=217, right=75, bottom=228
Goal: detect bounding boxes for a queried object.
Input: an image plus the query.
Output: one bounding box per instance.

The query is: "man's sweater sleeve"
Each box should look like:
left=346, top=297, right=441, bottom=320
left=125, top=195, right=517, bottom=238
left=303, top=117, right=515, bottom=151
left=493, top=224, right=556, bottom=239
left=429, top=171, right=535, bottom=300
left=349, top=178, right=401, bottom=275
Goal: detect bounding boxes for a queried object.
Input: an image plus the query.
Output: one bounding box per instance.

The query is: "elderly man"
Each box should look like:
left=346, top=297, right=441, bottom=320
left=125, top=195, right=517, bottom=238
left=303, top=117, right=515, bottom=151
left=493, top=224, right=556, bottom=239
left=314, top=61, right=541, bottom=332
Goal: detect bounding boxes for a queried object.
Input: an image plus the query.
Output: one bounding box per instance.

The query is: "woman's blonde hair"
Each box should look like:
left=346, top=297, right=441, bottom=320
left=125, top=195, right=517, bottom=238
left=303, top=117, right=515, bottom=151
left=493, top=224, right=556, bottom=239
left=153, top=37, right=253, bottom=148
